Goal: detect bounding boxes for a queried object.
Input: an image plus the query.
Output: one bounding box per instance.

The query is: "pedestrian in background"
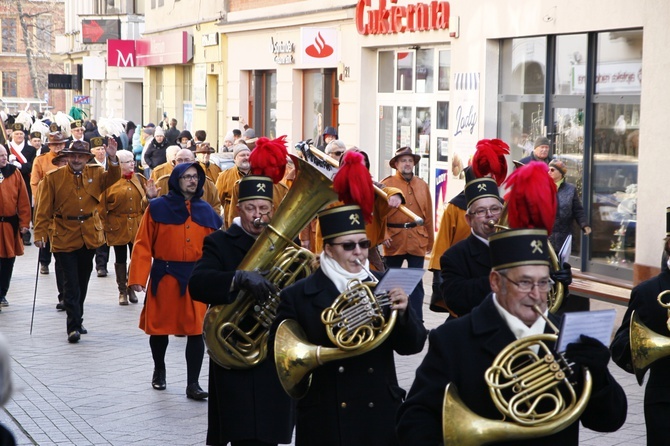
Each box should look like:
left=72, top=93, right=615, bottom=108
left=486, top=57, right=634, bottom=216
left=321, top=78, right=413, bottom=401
left=129, top=163, right=222, bottom=399
left=34, top=140, right=121, bottom=343
left=547, top=159, right=591, bottom=252
left=381, top=147, right=434, bottom=321
left=0, top=145, right=31, bottom=309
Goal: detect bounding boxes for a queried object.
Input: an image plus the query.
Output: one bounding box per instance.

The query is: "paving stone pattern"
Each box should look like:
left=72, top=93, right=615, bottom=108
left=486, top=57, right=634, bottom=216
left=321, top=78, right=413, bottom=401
left=0, top=246, right=646, bottom=445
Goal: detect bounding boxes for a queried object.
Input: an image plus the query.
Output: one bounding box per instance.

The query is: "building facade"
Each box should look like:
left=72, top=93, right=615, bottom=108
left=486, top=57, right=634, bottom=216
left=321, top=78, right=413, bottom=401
left=141, top=0, right=669, bottom=285
left=0, top=0, right=66, bottom=114
left=56, top=0, right=144, bottom=124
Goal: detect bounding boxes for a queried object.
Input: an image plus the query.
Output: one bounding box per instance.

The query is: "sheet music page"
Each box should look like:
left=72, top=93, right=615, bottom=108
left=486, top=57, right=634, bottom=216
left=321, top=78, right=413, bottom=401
left=375, top=268, right=425, bottom=296
left=555, top=309, right=616, bottom=352
left=558, top=234, right=572, bottom=265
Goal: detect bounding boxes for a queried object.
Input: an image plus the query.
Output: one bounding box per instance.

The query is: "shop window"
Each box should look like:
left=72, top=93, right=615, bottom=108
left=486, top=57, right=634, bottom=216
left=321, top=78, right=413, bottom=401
left=2, top=19, right=17, bottom=53
left=378, top=51, right=394, bottom=93
left=303, top=69, right=338, bottom=147
left=396, top=52, right=414, bottom=91
left=251, top=70, right=277, bottom=138
left=416, top=49, right=434, bottom=93
left=497, top=30, right=642, bottom=277
left=2, top=72, right=17, bottom=97
left=438, top=50, right=451, bottom=91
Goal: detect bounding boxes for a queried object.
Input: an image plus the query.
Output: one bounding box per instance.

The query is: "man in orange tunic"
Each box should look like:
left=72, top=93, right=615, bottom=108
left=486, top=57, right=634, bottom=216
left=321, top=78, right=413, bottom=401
left=0, top=145, right=32, bottom=309
left=129, top=162, right=222, bottom=400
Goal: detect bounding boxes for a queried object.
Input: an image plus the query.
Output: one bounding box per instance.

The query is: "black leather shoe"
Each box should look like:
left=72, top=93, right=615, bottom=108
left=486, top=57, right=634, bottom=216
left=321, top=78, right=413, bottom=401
left=79, top=325, right=88, bottom=335
left=152, top=369, right=166, bottom=390
left=186, top=383, right=208, bottom=400
left=40, top=264, right=49, bottom=274
left=56, top=300, right=64, bottom=311
left=97, top=268, right=108, bottom=277
left=0, top=297, right=8, bottom=307
left=68, top=331, right=80, bottom=343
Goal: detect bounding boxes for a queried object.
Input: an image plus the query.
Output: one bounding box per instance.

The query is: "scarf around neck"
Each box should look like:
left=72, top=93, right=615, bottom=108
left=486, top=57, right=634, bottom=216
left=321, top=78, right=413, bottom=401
left=319, top=251, right=371, bottom=293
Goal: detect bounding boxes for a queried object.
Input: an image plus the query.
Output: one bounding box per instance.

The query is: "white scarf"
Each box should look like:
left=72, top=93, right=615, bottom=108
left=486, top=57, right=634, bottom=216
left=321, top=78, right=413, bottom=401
left=319, top=251, right=371, bottom=293
left=492, top=293, right=547, bottom=342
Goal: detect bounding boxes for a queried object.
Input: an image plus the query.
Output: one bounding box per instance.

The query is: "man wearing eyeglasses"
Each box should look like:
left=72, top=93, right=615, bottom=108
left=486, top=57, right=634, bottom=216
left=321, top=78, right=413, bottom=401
left=398, top=227, right=627, bottom=445
left=325, top=139, right=346, bottom=162
left=189, top=175, right=296, bottom=446
left=439, top=177, right=503, bottom=317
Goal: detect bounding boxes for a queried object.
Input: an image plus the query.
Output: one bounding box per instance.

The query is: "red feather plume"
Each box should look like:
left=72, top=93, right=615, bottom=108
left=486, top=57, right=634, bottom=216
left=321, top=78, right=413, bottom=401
left=333, top=151, right=375, bottom=223
left=503, top=161, right=556, bottom=234
left=249, top=135, right=288, bottom=184
left=472, top=139, right=510, bottom=186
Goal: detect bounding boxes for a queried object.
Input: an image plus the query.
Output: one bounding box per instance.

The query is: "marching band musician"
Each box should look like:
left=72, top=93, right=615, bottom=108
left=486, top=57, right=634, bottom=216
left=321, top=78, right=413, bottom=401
left=128, top=162, right=221, bottom=400
left=189, top=175, right=295, bottom=446
left=611, top=207, right=670, bottom=446
left=271, top=204, right=426, bottom=446
left=397, top=228, right=627, bottom=445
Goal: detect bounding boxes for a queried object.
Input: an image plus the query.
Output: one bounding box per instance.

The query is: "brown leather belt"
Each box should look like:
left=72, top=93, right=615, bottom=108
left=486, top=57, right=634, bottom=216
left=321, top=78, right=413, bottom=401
left=55, top=213, right=93, bottom=221
left=387, top=222, right=417, bottom=229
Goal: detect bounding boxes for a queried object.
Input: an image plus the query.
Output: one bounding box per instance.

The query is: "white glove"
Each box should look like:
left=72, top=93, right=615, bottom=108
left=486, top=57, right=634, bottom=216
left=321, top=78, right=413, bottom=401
left=12, top=160, right=22, bottom=169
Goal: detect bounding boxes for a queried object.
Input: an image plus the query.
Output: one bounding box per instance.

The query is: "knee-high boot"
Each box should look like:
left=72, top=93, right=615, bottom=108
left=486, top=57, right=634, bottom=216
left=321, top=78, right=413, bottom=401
left=126, top=262, right=138, bottom=303
left=115, top=263, right=129, bottom=305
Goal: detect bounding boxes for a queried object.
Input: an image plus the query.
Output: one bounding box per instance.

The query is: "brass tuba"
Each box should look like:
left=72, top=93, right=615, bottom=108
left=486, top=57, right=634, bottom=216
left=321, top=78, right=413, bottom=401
left=489, top=205, right=565, bottom=313
left=442, top=305, right=592, bottom=445
left=274, top=265, right=397, bottom=398
left=203, top=155, right=338, bottom=369
left=629, top=290, right=670, bottom=384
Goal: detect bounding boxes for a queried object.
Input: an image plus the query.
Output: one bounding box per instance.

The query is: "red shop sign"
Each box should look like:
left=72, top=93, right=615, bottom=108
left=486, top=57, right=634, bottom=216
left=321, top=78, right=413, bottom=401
left=356, top=0, right=450, bottom=35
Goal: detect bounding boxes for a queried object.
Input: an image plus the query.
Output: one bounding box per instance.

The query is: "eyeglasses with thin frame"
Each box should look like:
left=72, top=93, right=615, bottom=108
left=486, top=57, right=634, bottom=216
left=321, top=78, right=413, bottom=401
left=180, top=174, right=199, bottom=181
left=468, top=205, right=503, bottom=218
left=329, top=239, right=372, bottom=251
left=120, top=160, right=135, bottom=164
left=500, top=273, right=554, bottom=292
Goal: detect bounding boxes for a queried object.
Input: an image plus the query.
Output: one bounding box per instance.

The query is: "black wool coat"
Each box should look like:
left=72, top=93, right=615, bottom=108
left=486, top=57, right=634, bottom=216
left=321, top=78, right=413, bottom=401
left=188, top=224, right=295, bottom=445
left=549, top=181, right=588, bottom=251
left=439, top=234, right=492, bottom=316
left=271, top=268, right=427, bottom=446
left=611, top=270, right=670, bottom=446
left=397, top=295, right=628, bottom=446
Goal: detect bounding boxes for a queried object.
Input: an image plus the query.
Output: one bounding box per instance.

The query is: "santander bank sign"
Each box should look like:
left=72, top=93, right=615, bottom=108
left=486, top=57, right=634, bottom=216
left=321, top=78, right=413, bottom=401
left=356, top=0, right=450, bottom=35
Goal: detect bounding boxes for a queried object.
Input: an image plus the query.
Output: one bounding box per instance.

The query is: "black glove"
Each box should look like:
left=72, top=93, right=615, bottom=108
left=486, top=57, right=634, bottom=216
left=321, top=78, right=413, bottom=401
left=234, top=270, right=277, bottom=302
left=551, top=262, right=573, bottom=287
left=564, top=335, right=611, bottom=388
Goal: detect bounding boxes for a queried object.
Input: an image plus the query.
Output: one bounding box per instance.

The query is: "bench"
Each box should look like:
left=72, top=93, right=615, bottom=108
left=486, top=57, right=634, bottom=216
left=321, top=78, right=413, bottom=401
left=568, top=271, right=633, bottom=306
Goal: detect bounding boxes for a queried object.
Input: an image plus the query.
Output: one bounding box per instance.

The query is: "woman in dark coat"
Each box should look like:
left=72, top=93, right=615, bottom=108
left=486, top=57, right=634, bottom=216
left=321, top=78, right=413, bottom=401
left=271, top=204, right=427, bottom=446
left=547, top=159, right=591, bottom=251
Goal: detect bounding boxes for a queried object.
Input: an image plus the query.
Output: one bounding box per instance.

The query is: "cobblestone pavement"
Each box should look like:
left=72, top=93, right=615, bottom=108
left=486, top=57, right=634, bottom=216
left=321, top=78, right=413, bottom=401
left=0, top=245, right=646, bottom=445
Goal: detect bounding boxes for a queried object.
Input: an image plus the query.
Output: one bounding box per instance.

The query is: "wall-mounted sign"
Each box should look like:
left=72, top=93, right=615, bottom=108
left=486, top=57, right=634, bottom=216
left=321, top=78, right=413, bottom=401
left=136, top=31, right=193, bottom=66
left=74, top=95, right=90, bottom=105
left=107, top=40, right=137, bottom=67
left=270, top=37, right=295, bottom=65
left=301, top=28, right=338, bottom=67
left=356, top=0, right=450, bottom=35
left=82, top=19, right=120, bottom=44
left=48, top=74, right=75, bottom=90
left=201, top=33, right=219, bottom=47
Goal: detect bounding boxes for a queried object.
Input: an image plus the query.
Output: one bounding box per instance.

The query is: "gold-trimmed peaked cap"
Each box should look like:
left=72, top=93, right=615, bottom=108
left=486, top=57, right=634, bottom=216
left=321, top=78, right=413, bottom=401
left=489, top=228, right=550, bottom=271
left=318, top=204, right=366, bottom=241
left=70, top=119, right=84, bottom=130
left=238, top=175, right=273, bottom=203
left=464, top=177, right=501, bottom=209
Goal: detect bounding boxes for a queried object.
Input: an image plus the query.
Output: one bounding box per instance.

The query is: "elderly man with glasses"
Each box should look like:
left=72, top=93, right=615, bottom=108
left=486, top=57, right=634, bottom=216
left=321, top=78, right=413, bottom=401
left=438, top=177, right=504, bottom=317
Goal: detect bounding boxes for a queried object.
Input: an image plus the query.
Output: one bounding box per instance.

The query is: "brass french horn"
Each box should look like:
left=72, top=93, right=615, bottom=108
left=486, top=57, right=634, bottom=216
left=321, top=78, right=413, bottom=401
left=442, top=305, right=592, bottom=445
left=203, top=155, right=338, bottom=369
left=629, top=290, right=670, bottom=384
left=274, top=261, right=397, bottom=398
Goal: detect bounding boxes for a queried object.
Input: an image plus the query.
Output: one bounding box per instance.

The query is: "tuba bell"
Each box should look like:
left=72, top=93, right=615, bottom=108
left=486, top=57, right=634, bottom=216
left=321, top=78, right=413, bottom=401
left=443, top=305, right=592, bottom=445
left=274, top=264, right=397, bottom=398
left=629, top=290, right=670, bottom=384
left=203, top=155, right=338, bottom=369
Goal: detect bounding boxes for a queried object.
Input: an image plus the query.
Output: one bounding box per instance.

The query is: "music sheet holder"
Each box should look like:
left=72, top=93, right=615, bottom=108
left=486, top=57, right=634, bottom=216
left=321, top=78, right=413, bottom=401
left=375, top=268, right=425, bottom=296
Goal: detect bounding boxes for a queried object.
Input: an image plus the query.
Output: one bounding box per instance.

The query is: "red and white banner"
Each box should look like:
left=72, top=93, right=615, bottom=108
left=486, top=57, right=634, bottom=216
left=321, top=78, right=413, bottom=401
left=107, top=40, right=137, bottom=67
